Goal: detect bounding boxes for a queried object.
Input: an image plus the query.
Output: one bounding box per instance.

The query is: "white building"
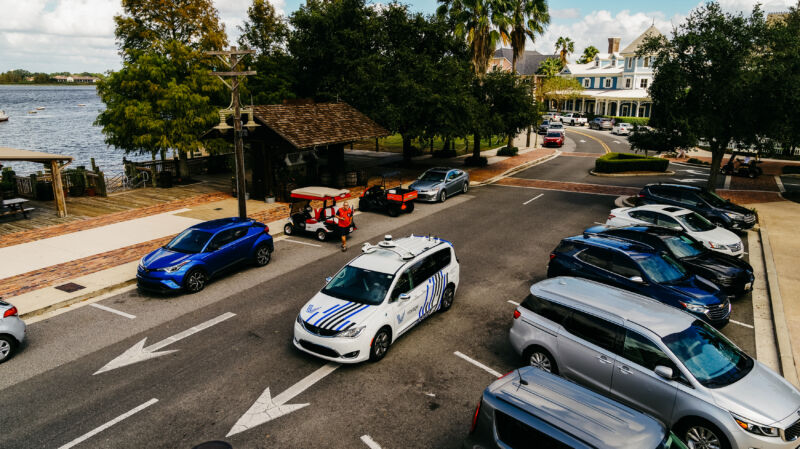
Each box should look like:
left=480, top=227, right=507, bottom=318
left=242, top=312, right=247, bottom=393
left=556, top=25, right=662, bottom=118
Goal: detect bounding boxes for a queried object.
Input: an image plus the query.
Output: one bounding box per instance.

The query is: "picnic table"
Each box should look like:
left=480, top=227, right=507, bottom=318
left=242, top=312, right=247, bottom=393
left=1, top=198, right=34, bottom=219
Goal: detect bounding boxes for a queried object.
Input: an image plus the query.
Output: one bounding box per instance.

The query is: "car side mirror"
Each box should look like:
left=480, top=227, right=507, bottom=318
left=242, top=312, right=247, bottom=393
left=629, top=276, right=646, bottom=284
left=654, top=365, right=674, bottom=380
left=398, top=293, right=411, bottom=301
left=325, top=276, right=332, bottom=283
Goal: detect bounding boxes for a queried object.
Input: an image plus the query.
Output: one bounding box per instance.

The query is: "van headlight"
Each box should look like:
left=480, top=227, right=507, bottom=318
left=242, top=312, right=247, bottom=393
left=337, top=325, right=366, bottom=338
left=732, top=413, right=780, bottom=437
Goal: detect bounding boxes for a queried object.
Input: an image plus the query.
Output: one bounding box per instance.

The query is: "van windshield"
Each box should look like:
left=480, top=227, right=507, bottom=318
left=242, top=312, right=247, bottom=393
left=322, top=266, right=394, bottom=305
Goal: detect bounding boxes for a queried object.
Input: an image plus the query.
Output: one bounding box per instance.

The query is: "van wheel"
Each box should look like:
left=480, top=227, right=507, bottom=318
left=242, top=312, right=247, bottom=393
left=675, top=419, right=730, bottom=449
left=525, top=347, right=557, bottom=374
left=369, top=328, right=392, bottom=362
left=439, top=285, right=455, bottom=312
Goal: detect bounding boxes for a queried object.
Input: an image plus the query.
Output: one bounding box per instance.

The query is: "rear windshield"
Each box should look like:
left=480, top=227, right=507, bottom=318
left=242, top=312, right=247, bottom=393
left=546, top=132, right=562, bottom=138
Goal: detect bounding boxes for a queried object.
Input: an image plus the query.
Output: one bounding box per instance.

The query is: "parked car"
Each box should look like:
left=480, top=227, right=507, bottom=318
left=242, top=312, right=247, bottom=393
left=562, top=112, right=588, bottom=126
left=606, top=204, right=744, bottom=257
left=283, top=187, right=353, bottom=242
left=542, top=111, right=561, bottom=122
left=612, top=122, right=634, bottom=135
left=636, top=184, right=757, bottom=230
left=543, top=131, right=564, bottom=148
left=464, top=366, right=686, bottom=449
left=294, top=235, right=459, bottom=363
left=547, top=233, right=730, bottom=327
left=137, top=217, right=274, bottom=293
left=547, top=122, right=565, bottom=135
left=584, top=225, right=754, bottom=296
left=510, top=276, right=800, bottom=449
left=409, top=167, right=469, bottom=203
left=0, top=300, right=25, bottom=363
left=538, top=120, right=552, bottom=134
left=590, top=117, right=613, bottom=130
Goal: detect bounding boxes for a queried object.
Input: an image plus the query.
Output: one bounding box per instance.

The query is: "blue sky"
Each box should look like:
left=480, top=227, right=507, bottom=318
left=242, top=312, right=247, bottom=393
left=0, top=0, right=794, bottom=73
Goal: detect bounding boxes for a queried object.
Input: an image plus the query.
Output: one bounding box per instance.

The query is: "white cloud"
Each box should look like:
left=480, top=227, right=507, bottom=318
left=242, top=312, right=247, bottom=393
left=550, top=8, right=581, bottom=20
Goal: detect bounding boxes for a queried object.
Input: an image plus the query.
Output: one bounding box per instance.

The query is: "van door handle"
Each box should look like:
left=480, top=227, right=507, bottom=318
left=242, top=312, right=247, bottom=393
left=596, top=355, right=613, bottom=365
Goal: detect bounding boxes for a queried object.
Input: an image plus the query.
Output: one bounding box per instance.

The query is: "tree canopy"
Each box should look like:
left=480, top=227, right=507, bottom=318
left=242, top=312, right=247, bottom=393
left=577, top=45, right=599, bottom=64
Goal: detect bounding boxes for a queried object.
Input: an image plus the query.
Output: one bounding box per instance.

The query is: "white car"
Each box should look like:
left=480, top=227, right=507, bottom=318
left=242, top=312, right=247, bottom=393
left=606, top=205, right=744, bottom=257
left=611, top=123, right=634, bottom=135
left=547, top=122, right=565, bottom=135
left=293, top=235, right=460, bottom=363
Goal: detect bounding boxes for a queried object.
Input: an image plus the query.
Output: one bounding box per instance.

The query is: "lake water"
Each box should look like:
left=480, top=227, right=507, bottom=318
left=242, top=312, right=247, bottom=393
left=0, top=85, right=145, bottom=175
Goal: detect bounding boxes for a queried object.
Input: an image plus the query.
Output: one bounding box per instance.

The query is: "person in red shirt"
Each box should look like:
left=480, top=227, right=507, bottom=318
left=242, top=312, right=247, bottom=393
left=336, top=202, right=354, bottom=251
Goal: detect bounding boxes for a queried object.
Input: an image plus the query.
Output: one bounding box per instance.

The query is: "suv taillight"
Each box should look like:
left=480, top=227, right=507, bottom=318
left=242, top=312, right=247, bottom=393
left=513, top=309, right=521, bottom=319
left=263, top=225, right=270, bottom=234
left=3, top=306, right=18, bottom=318
left=549, top=253, right=556, bottom=260
left=608, top=214, right=615, bottom=219
left=470, top=399, right=482, bottom=434
left=637, top=193, right=645, bottom=198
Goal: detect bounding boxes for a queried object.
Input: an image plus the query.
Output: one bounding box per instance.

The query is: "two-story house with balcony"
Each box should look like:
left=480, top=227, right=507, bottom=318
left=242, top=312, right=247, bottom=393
left=556, top=25, right=662, bottom=118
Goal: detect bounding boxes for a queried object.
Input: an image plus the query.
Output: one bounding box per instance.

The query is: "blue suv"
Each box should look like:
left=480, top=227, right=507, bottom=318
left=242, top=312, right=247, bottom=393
left=137, top=217, right=273, bottom=293
left=547, top=233, right=730, bottom=328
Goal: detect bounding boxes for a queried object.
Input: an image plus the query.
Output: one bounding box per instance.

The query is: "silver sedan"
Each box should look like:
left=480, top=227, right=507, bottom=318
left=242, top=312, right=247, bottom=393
left=409, top=168, right=469, bottom=202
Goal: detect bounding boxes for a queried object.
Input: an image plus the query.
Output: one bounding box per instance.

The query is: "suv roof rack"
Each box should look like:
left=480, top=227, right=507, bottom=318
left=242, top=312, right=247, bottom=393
left=361, top=234, right=444, bottom=261
left=580, top=233, right=655, bottom=253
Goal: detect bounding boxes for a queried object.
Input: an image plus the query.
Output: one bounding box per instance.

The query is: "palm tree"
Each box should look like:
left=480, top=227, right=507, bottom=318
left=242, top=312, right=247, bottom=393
left=537, top=57, right=562, bottom=77
left=555, top=36, right=574, bottom=65
left=438, top=0, right=508, bottom=78
left=577, top=45, right=599, bottom=64
left=505, top=0, right=549, bottom=74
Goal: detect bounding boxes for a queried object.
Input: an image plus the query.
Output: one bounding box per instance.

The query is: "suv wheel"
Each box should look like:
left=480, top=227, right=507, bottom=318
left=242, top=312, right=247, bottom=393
left=525, top=347, right=558, bottom=374
left=675, top=420, right=730, bottom=449
left=254, top=244, right=272, bottom=266
left=184, top=269, right=207, bottom=293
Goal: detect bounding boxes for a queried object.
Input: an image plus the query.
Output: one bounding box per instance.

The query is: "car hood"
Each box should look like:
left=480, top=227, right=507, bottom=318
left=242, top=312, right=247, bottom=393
left=409, top=180, right=443, bottom=192
left=299, top=292, right=379, bottom=331
left=685, top=252, right=752, bottom=277
left=693, top=227, right=741, bottom=247
left=142, top=248, right=194, bottom=269
left=710, top=361, right=800, bottom=426
left=663, top=275, right=723, bottom=305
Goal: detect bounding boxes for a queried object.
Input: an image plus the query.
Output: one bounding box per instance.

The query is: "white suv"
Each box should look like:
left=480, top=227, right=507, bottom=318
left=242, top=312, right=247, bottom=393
left=294, top=235, right=460, bottom=363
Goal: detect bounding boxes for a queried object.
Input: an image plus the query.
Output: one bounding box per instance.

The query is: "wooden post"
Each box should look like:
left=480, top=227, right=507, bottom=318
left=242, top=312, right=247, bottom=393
left=50, top=160, right=67, bottom=217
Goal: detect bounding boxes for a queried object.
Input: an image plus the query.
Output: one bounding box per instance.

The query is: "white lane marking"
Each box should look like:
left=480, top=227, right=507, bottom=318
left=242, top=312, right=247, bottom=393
left=454, top=351, right=503, bottom=378
left=227, top=362, right=340, bottom=436
left=678, top=169, right=708, bottom=175
left=507, top=300, right=520, bottom=306
left=282, top=238, right=323, bottom=247
left=730, top=319, right=755, bottom=329
left=523, top=194, right=544, bottom=205
left=90, top=303, right=136, bottom=319
left=613, top=140, right=621, bottom=144
left=674, top=178, right=705, bottom=183
left=579, top=139, right=586, bottom=143
left=361, top=435, right=383, bottom=449
left=724, top=175, right=731, bottom=190
left=94, top=312, right=236, bottom=375
left=775, top=176, right=786, bottom=193
left=58, top=398, right=158, bottom=449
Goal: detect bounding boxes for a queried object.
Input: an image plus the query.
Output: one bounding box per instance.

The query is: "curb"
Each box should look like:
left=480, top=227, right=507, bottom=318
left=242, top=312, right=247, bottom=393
left=589, top=170, right=676, bottom=178
left=759, top=220, right=800, bottom=387
left=473, top=150, right=561, bottom=187
left=19, top=278, right=137, bottom=320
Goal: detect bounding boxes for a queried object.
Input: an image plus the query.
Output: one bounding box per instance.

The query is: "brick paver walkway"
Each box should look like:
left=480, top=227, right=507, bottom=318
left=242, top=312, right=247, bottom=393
left=467, top=148, right=556, bottom=183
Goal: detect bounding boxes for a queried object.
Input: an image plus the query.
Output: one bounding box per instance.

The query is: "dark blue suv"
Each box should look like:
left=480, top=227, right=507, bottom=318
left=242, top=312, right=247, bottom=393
left=547, top=234, right=730, bottom=328
left=137, top=217, right=273, bottom=293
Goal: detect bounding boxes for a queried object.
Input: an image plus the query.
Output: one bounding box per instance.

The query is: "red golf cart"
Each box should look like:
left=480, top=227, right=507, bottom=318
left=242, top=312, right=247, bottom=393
left=283, top=187, right=354, bottom=241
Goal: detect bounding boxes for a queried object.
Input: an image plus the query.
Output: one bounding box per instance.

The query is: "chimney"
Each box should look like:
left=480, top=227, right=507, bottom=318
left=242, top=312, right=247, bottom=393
left=608, top=37, right=620, bottom=54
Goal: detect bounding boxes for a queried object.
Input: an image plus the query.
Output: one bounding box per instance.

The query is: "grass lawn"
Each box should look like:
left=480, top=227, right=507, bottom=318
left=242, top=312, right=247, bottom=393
left=352, top=134, right=506, bottom=155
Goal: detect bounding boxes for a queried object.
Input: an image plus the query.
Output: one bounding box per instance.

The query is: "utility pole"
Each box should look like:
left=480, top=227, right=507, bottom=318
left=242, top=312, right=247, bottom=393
left=207, top=46, right=256, bottom=219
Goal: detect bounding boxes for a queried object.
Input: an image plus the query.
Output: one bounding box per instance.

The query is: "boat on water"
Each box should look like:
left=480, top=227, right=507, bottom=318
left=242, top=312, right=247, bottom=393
left=36, top=106, right=45, bottom=110
left=28, top=110, right=37, bottom=114
left=77, top=104, right=86, bottom=107
left=0, top=110, right=8, bottom=122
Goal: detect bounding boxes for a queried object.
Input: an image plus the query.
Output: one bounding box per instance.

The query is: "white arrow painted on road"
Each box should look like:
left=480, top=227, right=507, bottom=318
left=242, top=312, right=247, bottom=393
left=679, top=169, right=708, bottom=175
left=94, top=312, right=236, bottom=375
left=579, top=139, right=586, bottom=143
left=674, top=178, right=705, bottom=183
left=227, top=362, right=340, bottom=436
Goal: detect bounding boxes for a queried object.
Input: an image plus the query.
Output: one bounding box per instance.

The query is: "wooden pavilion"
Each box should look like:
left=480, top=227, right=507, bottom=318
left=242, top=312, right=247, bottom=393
left=0, top=147, right=73, bottom=217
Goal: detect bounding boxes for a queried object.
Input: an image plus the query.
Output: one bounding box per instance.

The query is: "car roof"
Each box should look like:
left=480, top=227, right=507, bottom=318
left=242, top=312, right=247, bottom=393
left=350, top=235, right=451, bottom=274
left=531, top=277, right=696, bottom=336
left=426, top=167, right=455, bottom=173
left=586, top=224, right=684, bottom=239
left=646, top=183, right=702, bottom=192
left=189, top=217, right=254, bottom=232
left=633, top=204, right=692, bottom=216
left=564, top=234, right=654, bottom=256
left=489, top=367, right=666, bottom=448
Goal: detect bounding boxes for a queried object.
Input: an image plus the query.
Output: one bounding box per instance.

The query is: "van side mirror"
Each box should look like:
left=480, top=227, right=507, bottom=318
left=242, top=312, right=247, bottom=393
left=654, top=365, right=674, bottom=380
left=398, top=293, right=411, bottom=301
left=629, top=276, right=646, bottom=284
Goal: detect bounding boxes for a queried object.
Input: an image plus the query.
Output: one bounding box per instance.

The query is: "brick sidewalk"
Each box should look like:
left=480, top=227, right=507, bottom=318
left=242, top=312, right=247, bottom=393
left=466, top=148, right=557, bottom=183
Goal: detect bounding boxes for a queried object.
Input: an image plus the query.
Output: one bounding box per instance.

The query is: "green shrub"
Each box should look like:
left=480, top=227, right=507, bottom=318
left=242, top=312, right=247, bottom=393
left=595, top=152, right=669, bottom=173
left=687, top=157, right=710, bottom=165
left=432, top=149, right=457, bottom=158
left=497, top=146, right=518, bottom=156
left=783, top=165, right=800, bottom=175
left=464, top=155, right=488, bottom=167
left=605, top=116, right=650, bottom=126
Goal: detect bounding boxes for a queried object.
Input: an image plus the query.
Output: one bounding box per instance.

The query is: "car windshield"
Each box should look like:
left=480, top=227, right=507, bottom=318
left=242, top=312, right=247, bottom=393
left=546, top=132, right=561, bottom=138
left=675, top=212, right=716, bottom=232
left=165, top=229, right=213, bottom=253
left=663, top=320, right=754, bottom=388
left=418, top=171, right=446, bottom=182
left=322, top=265, right=395, bottom=305
left=664, top=235, right=706, bottom=259
left=636, top=253, right=687, bottom=283
left=697, top=190, right=729, bottom=208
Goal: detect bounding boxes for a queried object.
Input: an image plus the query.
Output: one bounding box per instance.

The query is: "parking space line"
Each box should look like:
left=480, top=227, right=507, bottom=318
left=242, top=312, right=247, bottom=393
left=730, top=319, right=755, bottom=329
left=507, top=300, right=520, bottom=306
left=58, top=398, right=158, bottom=449
left=775, top=176, right=786, bottom=193
left=360, top=435, right=383, bottom=449
left=724, top=175, right=731, bottom=190
left=90, top=303, right=136, bottom=319
left=523, top=194, right=543, bottom=205
left=454, top=351, right=503, bottom=378
left=281, top=238, right=322, bottom=247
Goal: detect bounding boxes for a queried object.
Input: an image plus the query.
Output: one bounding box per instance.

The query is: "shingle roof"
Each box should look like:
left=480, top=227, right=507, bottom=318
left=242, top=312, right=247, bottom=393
left=620, top=25, right=663, bottom=55
left=252, top=103, right=389, bottom=150
left=493, top=48, right=560, bottom=76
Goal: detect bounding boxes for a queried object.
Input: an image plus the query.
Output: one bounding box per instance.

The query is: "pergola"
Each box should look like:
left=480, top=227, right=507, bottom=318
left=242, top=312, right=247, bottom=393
left=0, top=147, right=73, bottom=217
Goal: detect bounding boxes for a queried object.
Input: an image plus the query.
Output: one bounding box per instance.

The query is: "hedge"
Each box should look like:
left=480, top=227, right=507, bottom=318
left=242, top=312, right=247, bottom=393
left=595, top=152, right=669, bottom=173
left=604, top=116, right=650, bottom=126
left=497, top=146, right=518, bottom=156
left=464, top=155, right=488, bottom=167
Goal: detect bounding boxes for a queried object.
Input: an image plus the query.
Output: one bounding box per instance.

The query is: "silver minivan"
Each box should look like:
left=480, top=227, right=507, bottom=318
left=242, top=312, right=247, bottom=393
left=463, top=366, right=686, bottom=449
left=509, top=276, right=800, bottom=449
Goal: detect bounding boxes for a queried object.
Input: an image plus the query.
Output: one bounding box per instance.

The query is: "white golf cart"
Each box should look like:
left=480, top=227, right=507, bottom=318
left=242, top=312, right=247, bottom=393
left=283, top=187, right=354, bottom=241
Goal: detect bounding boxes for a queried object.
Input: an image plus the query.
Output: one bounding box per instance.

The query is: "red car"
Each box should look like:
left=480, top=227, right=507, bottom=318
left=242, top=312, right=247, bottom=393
left=543, top=131, right=564, bottom=147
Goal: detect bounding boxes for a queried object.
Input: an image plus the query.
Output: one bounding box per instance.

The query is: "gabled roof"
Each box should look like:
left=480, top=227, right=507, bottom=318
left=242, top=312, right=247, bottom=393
left=620, top=25, right=663, bottom=55
left=252, top=102, right=389, bottom=150
left=493, top=48, right=560, bottom=76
